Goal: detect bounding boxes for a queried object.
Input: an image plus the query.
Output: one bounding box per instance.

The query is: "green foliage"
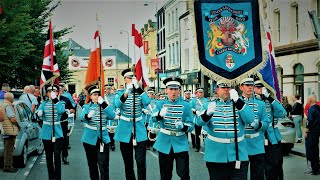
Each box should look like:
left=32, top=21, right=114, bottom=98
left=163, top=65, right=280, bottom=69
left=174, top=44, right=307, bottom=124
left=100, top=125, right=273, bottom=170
left=0, top=0, right=72, bottom=88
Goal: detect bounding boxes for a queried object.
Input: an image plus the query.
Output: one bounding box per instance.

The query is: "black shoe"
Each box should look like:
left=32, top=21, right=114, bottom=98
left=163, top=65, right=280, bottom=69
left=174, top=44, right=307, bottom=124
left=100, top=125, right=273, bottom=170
left=67, top=146, right=71, bottom=149
left=62, top=157, right=69, bottom=165
left=311, top=171, right=319, bottom=175
left=111, top=146, right=115, bottom=151
left=296, top=140, right=302, bottom=143
left=3, top=168, right=18, bottom=173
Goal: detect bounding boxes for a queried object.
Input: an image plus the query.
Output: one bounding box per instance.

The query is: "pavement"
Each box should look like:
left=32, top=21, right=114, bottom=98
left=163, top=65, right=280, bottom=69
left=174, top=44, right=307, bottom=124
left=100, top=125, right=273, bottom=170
left=290, top=126, right=320, bottom=158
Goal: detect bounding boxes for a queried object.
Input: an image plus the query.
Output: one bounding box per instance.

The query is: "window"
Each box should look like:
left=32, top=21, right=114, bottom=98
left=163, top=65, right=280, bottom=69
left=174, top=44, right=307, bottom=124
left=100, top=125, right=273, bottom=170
left=162, top=12, right=165, bottom=26
left=317, top=0, right=320, bottom=18
left=176, top=8, right=178, bottom=30
left=176, top=41, right=179, bottom=65
left=185, top=48, right=189, bottom=71
left=318, top=64, right=320, bottom=100
left=294, top=63, right=304, bottom=101
left=107, top=78, right=114, bottom=86
left=296, top=6, right=299, bottom=40
left=277, top=12, right=280, bottom=42
left=273, top=9, right=280, bottom=43
left=169, top=44, right=171, bottom=65
left=184, top=18, right=189, bottom=39
left=172, top=11, right=174, bottom=31
left=163, top=30, right=165, bottom=48
left=172, top=43, right=175, bottom=65
left=168, top=13, right=171, bottom=32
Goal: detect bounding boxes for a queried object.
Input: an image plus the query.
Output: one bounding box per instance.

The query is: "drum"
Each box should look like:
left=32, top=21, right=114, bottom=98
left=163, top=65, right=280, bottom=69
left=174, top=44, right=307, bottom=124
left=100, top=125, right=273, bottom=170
left=67, top=113, right=75, bottom=136
left=147, top=120, right=160, bottom=134
left=107, top=119, right=118, bottom=133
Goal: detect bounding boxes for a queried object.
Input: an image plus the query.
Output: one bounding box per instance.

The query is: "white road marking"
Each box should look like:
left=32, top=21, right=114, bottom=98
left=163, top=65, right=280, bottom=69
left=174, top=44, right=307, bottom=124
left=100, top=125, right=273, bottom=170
left=24, top=171, right=29, bottom=176
left=147, top=150, right=158, bottom=160
left=28, top=163, right=34, bottom=168
left=199, top=151, right=205, bottom=155
left=32, top=157, right=37, bottom=161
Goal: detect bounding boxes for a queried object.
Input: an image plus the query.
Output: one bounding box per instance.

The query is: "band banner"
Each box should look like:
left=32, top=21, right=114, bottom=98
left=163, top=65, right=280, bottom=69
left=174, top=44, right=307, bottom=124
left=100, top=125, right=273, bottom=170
left=194, top=0, right=268, bottom=84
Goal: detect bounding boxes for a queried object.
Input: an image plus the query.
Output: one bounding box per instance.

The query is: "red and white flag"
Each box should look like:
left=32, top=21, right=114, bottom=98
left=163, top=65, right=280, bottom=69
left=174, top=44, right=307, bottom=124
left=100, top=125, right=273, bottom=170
left=40, top=20, right=60, bottom=89
left=132, top=24, right=150, bottom=89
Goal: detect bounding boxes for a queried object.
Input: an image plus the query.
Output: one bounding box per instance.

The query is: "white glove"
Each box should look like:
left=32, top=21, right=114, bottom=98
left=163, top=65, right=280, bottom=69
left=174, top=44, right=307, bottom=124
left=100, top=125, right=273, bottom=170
left=196, top=110, right=200, bottom=115
left=50, top=91, right=57, bottom=99
left=125, top=83, right=133, bottom=93
left=114, top=114, right=120, bottom=120
left=132, top=77, right=139, bottom=89
left=143, top=109, right=150, bottom=114
left=37, top=110, right=43, bottom=117
left=159, top=107, right=168, bottom=117
left=88, top=110, right=95, bottom=118
left=98, top=96, right=104, bottom=104
left=250, top=119, right=260, bottom=129
left=206, top=102, right=216, bottom=116
left=229, top=89, right=239, bottom=102
left=262, top=87, right=270, bottom=98
left=115, top=109, right=120, bottom=115
left=65, top=109, right=70, bottom=114
left=175, top=121, right=184, bottom=131
left=68, top=113, right=75, bottom=118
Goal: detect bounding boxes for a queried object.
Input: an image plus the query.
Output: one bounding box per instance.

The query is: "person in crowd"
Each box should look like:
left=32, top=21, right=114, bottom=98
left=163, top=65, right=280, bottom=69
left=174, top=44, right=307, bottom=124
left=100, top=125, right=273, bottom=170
left=281, top=96, right=292, bottom=117
left=59, top=83, right=76, bottom=108
left=34, top=88, right=41, bottom=105
left=305, top=94, right=320, bottom=175
left=290, top=94, right=304, bottom=143
left=152, top=77, right=194, bottom=180
left=80, top=84, right=115, bottom=180
left=19, top=85, right=38, bottom=114
left=72, top=93, right=80, bottom=105
left=0, top=92, right=20, bottom=173
left=0, top=83, right=10, bottom=99
left=104, top=84, right=118, bottom=151
left=239, top=78, right=269, bottom=180
left=114, top=68, right=150, bottom=180
left=304, top=95, right=320, bottom=116
left=197, top=80, right=255, bottom=180
left=36, top=85, right=65, bottom=180
left=143, top=88, right=156, bottom=150
left=79, top=91, right=86, bottom=107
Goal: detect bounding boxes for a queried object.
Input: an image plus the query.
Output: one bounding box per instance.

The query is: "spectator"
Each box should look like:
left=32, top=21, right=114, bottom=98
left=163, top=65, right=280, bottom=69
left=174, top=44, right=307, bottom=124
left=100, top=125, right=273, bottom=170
left=305, top=95, right=320, bottom=175
left=282, top=96, right=292, bottom=117
left=72, top=93, right=80, bottom=104
left=0, top=83, right=10, bottom=99
left=78, top=91, right=86, bottom=107
left=304, top=95, right=320, bottom=116
left=34, top=88, right=41, bottom=105
left=19, top=85, right=38, bottom=114
left=0, top=92, right=20, bottom=173
left=290, top=95, right=304, bottom=143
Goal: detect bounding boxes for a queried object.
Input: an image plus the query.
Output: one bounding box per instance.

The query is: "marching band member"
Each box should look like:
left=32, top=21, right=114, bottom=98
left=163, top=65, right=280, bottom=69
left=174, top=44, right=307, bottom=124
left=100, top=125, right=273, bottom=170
left=58, top=83, right=75, bottom=165
left=197, top=80, right=255, bottom=180
left=239, top=78, right=270, bottom=180
left=114, top=68, right=150, bottom=180
left=104, top=84, right=118, bottom=151
left=144, top=88, right=157, bottom=150
left=253, top=77, right=286, bottom=180
left=152, top=77, right=194, bottom=180
left=80, top=84, right=115, bottom=180
left=37, top=84, right=65, bottom=180
left=191, top=87, right=209, bottom=152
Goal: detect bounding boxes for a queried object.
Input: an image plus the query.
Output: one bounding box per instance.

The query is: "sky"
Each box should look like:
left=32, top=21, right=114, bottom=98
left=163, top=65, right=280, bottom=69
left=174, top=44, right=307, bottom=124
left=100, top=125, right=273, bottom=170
left=52, top=0, right=167, bottom=58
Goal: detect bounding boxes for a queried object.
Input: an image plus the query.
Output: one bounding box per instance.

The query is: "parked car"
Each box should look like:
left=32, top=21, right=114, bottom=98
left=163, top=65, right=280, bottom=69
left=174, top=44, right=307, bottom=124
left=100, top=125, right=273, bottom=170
left=275, top=117, right=296, bottom=155
left=0, top=100, right=44, bottom=167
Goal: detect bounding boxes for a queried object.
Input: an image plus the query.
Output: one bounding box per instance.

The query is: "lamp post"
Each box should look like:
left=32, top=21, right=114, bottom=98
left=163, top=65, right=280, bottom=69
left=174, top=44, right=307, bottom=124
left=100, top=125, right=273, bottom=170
left=110, top=45, right=119, bottom=88
left=120, top=30, right=130, bottom=68
left=144, top=1, right=159, bottom=92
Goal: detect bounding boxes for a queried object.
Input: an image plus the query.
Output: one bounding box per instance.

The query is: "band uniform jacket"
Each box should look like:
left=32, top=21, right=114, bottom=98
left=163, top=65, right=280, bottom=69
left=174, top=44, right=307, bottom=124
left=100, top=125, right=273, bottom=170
left=80, top=102, right=115, bottom=145
left=241, top=96, right=270, bottom=155
left=197, top=98, right=255, bottom=163
left=151, top=97, right=194, bottom=154
left=255, top=95, right=287, bottom=144
left=38, top=99, right=65, bottom=140
left=114, top=88, right=151, bottom=143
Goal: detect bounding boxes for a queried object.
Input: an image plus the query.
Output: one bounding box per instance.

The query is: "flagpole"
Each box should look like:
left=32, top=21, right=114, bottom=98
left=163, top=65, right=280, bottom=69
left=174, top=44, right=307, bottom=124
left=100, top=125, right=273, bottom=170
left=49, top=18, right=55, bottom=143
left=97, top=13, right=103, bottom=149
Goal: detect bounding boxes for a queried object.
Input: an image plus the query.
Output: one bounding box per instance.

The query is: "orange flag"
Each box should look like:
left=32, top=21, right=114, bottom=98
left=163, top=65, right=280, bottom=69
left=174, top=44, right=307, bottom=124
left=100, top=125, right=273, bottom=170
left=84, top=31, right=105, bottom=103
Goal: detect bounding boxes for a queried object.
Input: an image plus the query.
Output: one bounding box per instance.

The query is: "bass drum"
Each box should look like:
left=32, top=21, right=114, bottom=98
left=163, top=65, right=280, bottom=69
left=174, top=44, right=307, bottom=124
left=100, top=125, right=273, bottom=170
left=107, top=119, right=118, bottom=133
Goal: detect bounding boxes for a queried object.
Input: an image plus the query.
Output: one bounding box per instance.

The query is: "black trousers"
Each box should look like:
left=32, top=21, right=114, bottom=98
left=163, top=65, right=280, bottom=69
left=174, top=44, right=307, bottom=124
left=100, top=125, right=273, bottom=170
left=195, top=125, right=202, bottom=150
left=264, top=141, right=283, bottom=180
left=109, top=133, right=115, bottom=147
left=191, top=133, right=196, bottom=147
left=248, top=154, right=265, bottom=180
left=83, top=140, right=110, bottom=180
left=43, top=138, right=63, bottom=180
left=158, top=148, right=190, bottom=180
left=206, top=161, right=249, bottom=180
left=120, top=138, right=147, bottom=180
left=305, top=133, right=320, bottom=173
left=61, top=121, right=69, bottom=158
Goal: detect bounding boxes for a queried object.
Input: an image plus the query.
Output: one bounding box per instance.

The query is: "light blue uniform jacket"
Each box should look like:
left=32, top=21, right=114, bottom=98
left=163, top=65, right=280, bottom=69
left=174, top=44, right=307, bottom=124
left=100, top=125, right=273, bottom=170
left=80, top=102, right=115, bottom=145
left=39, top=100, right=65, bottom=140
left=114, top=89, right=150, bottom=143
left=197, top=98, right=255, bottom=163
left=191, top=97, right=209, bottom=123
left=152, top=97, right=194, bottom=154
left=256, top=95, right=287, bottom=144
left=241, top=96, right=270, bottom=155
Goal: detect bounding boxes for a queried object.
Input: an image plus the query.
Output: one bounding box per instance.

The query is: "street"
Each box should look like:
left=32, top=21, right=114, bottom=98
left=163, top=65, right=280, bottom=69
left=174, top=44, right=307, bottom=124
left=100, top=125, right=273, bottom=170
left=0, top=121, right=318, bottom=180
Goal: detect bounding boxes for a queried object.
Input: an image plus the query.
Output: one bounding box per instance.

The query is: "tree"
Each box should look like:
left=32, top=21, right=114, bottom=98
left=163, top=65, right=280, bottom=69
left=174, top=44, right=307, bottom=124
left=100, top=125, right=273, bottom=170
left=0, top=0, right=72, bottom=88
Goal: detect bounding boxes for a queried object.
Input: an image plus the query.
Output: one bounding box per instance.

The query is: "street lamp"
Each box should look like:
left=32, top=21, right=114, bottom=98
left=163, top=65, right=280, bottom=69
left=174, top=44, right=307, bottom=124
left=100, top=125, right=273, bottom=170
left=120, top=30, right=130, bottom=68
left=144, top=1, right=160, bottom=92
left=110, top=45, right=119, bottom=88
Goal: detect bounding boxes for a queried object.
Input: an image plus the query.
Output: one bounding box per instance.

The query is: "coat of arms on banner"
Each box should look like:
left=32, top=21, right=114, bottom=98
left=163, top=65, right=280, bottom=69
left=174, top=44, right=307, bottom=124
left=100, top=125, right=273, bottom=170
left=194, top=0, right=268, bottom=84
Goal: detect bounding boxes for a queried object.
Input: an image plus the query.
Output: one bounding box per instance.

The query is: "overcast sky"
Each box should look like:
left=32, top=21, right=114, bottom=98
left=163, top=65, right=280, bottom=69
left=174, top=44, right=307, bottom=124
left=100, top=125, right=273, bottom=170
left=52, top=0, right=167, bottom=58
